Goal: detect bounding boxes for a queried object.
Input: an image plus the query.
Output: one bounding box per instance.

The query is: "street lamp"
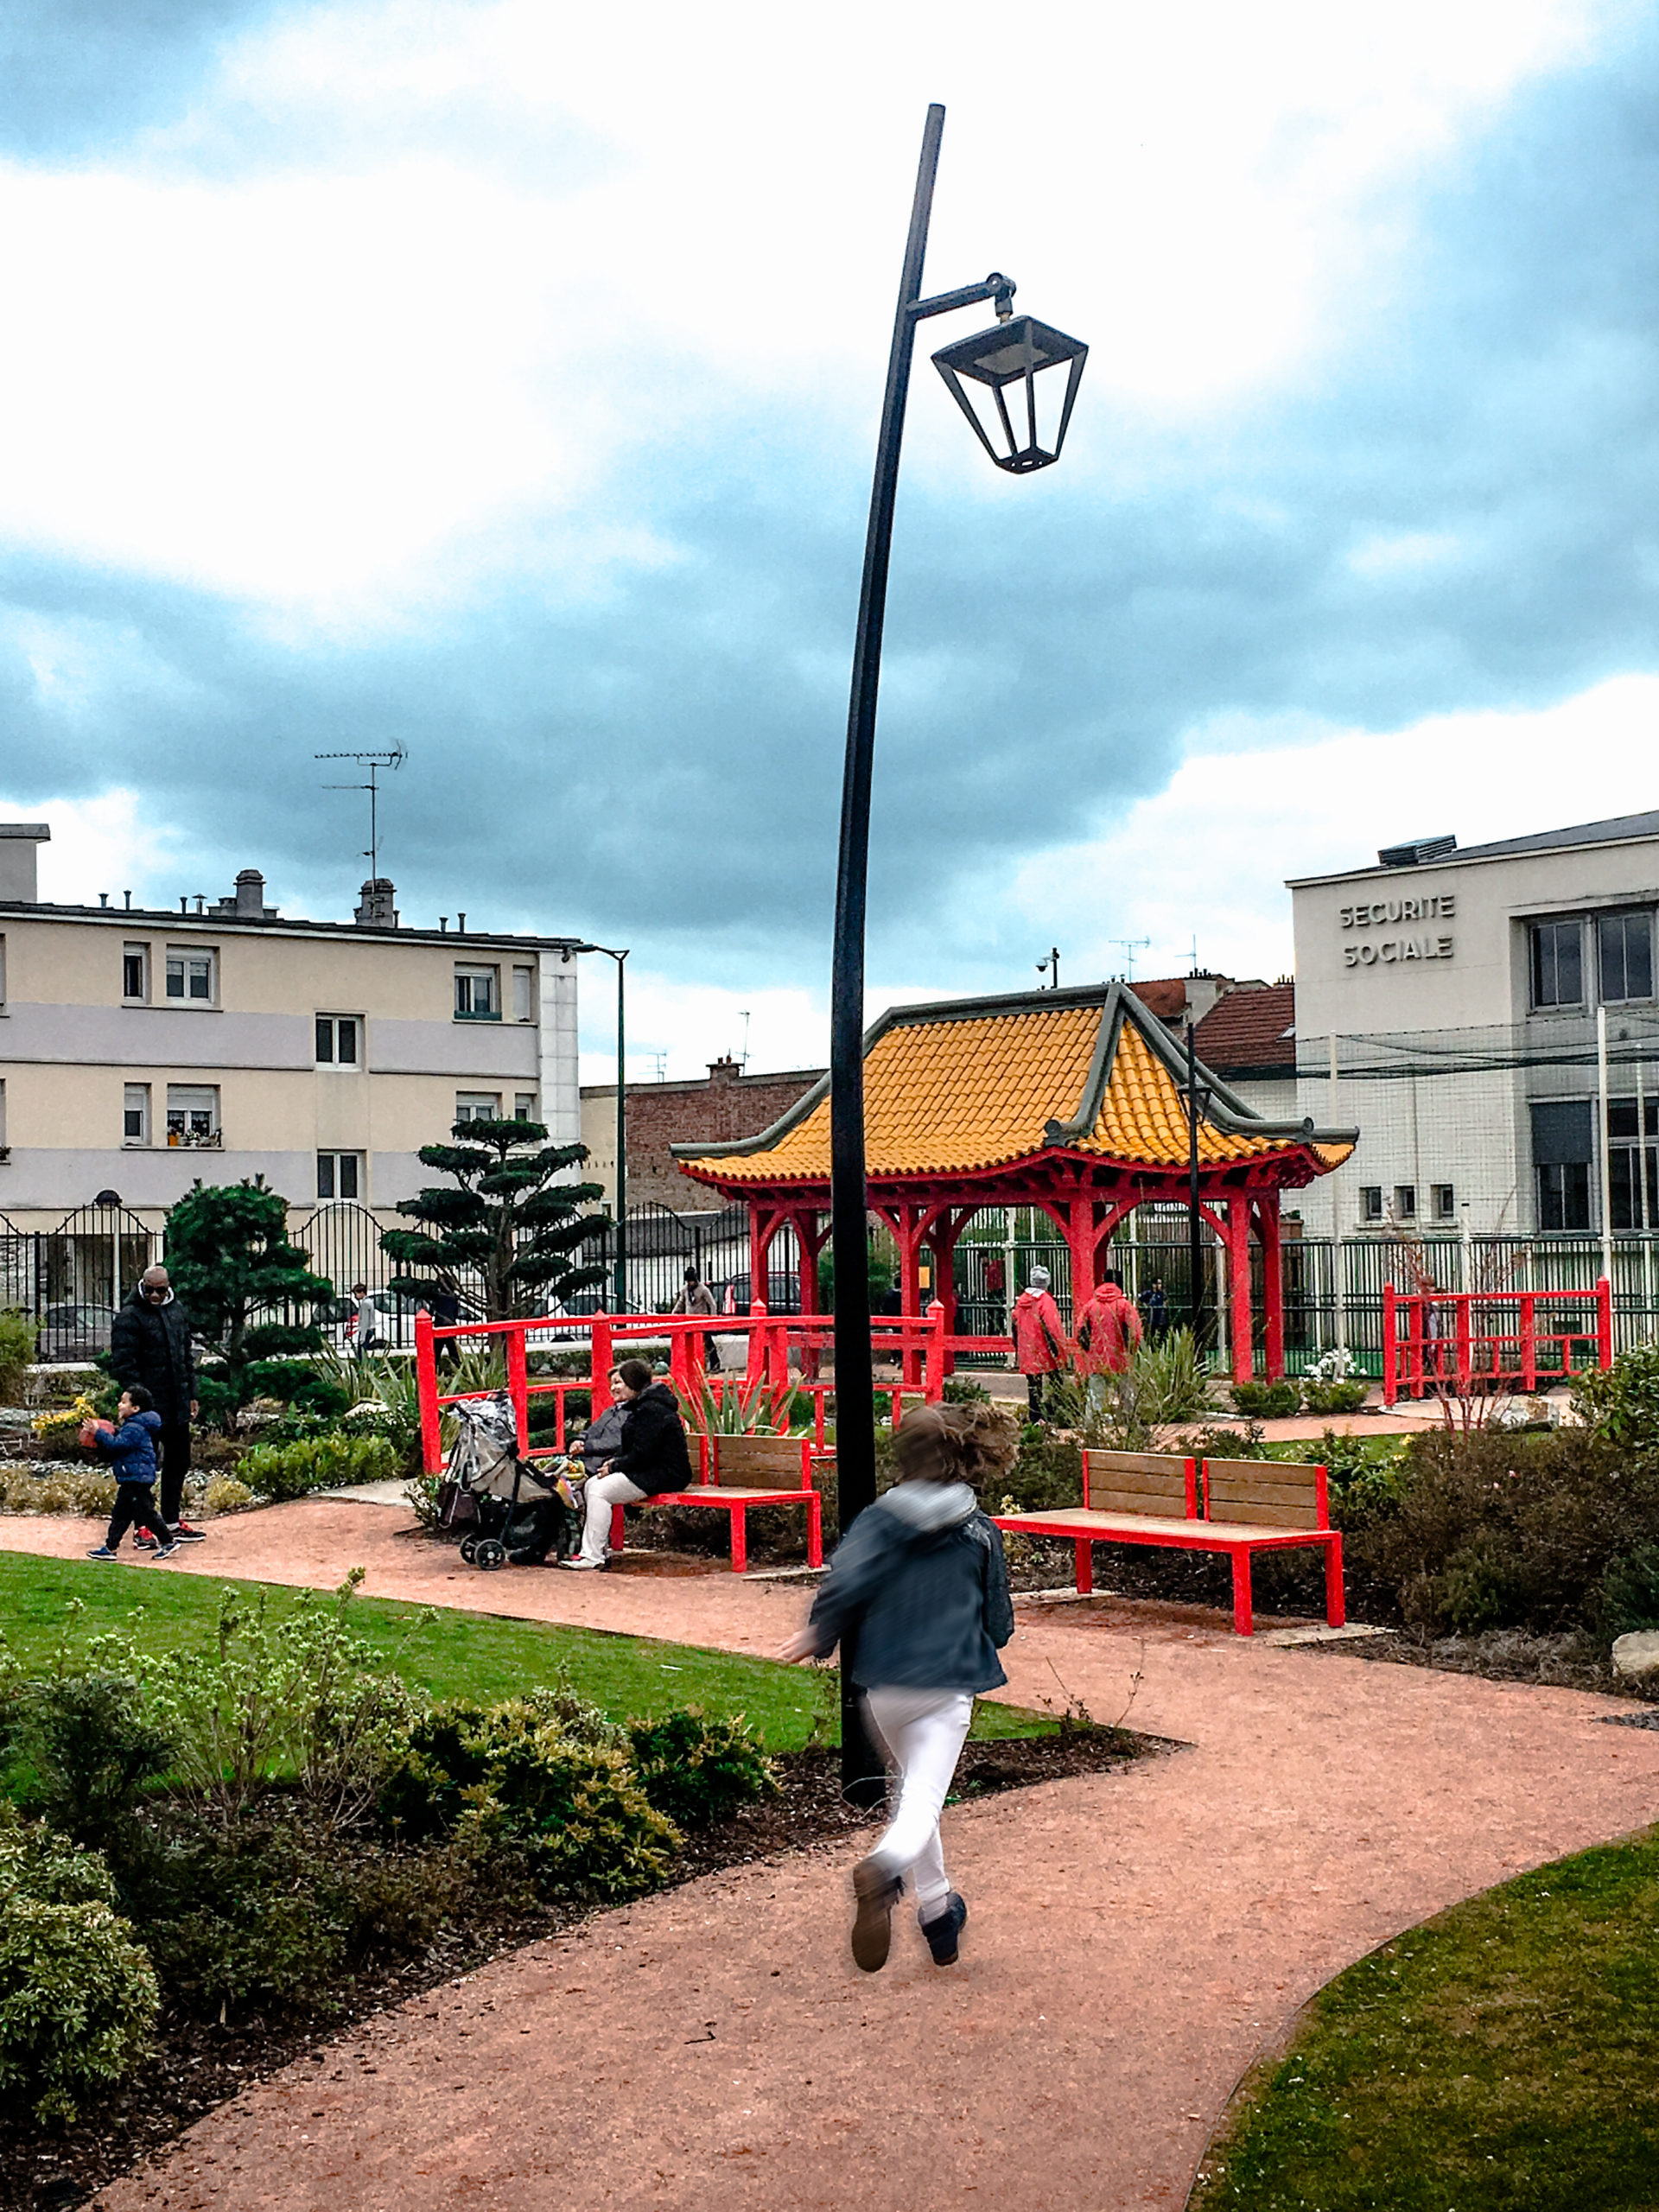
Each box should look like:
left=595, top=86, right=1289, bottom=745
left=830, top=103, right=1086, bottom=1803
left=569, top=943, right=630, bottom=1312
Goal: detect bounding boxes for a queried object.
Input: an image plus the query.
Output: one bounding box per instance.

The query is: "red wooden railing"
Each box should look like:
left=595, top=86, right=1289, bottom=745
left=1382, top=1279, right=1612, bottom=1404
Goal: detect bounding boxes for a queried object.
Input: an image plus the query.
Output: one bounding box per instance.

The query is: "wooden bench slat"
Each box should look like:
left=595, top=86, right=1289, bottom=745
left=1203, top=1496, right=1320, bottom=1529
left=1083, top=1450, right=1193, bottom=1480
left=1205, top=1478, right=1324, bottom=1509
left=1204, top=1457, right=1319, bottom=1487
left=1086, top=1491, right=1191, bottom=1519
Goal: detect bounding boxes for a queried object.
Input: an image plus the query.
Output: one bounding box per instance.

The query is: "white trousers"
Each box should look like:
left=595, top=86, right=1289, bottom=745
left=576, top=1471, right=647, bottom=1565
left=863, top=1687, right=975, bottom=1917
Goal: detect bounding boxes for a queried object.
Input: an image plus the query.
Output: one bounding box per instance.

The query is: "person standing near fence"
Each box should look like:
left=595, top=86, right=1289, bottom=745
left=1012, top=1266, right=1068, bottom=1421
left=1074, top=1268, right=1143, bottom=1418
left=671, top=1265, right=721, bottom=1371
left=778, top=1402, right=1015, bottom=1972
left=110, top=1265, right=204, bottom=1545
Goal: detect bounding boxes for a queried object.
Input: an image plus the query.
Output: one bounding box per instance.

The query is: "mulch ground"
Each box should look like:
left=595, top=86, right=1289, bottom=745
left=3, top=1727, right=1151, bottom=2212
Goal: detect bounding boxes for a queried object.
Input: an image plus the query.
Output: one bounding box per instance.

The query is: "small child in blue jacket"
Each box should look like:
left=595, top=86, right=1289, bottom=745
left=779, top=1402, right=1016, bottom=1974
left=86, top=1386, right=179, bottom=1560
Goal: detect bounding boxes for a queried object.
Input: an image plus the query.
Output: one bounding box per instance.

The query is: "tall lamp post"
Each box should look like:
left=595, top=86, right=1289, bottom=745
left=1179, top=1017, right=1210, bottom=1355
left=569, top=943, right=630, bottom=1312
left=830, top=102, right=1087, bottom=1802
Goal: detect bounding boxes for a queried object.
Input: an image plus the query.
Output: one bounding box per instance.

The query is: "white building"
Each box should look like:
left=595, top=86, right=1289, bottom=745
left=1291, top=812, right=1659, bottom=1239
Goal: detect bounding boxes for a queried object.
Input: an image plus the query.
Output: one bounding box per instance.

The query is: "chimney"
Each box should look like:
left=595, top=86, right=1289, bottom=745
left=213, top=867, right=276, bottom=921
left=0, top=823, right=49, bottom=904
left=708, top=1055, right=742, bottom=1085
left=1183, top=972, right=1233, bottom=1025
left=355, top=877, right=399, bottom=928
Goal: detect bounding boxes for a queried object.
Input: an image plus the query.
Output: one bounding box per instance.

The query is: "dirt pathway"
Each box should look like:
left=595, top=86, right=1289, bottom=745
left=8, top=1507, right=1658, bottom=2211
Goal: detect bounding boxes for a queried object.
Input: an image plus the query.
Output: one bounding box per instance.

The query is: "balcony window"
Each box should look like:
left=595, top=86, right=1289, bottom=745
left=123, top=944, right=149, bottom=1002
left=1599, top=911, right=1655, bottom=1004
left=164, top=948, right=216, bottom=1004
left=165, top=1084, right=220, bottom=1147
left=123, top=1084, right=150, bottom=1146
left=1529, top=919, right=1583, bottom=1009
left=455, top=1091, right=502, bottom=1125
left=317, top=1151, right=363, bottom=1201
left=454, top=966, right=499, bottom=1020
left=315, top=1014, right=361, bottom=1065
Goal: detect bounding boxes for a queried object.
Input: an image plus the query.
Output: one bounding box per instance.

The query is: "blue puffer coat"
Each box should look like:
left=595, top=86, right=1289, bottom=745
left=92, top=1409, right=162, bottom=1484
left=804, top=1479, right=1014, bottom=1694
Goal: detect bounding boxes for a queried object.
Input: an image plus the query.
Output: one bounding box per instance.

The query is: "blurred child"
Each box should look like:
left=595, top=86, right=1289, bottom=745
left=85, top=1384, right=179, bottom=1561
left=779, top=1402, right=1015, bottom=1972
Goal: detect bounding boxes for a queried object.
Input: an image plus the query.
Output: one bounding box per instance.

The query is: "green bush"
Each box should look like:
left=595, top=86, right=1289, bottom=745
left=0, top=1307, right=34, bottom=1404
left=241, top=1430, right=399, bottom=1501
left=1593, top=1544, right=1659, bottom=1641
left=1574, top=1343, right=1659, bottom=1450
left=627, top=1707, right=776, bottom=1827
left=0, top=1812, right=158, bottom=2124
left=240, top=1360, right=353, bottom=1421
left=1301, top=1378, right=1370, bottom=1415
left=1230, top=1381, right=1300, bottom=1420
left=941, top=1377, right=991, bottom=1405
left=4, top=1676, right=175, bottom=1872
left=0, top=1468, right=117, bottom=1516
left=380, top=1695, right=677, bottom=1898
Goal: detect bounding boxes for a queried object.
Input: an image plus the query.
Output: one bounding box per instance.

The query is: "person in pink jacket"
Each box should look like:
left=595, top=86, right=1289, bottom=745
left=1073, top=1269, right=1143, bottom=1415
left=1011, top=1267, right=1069, bottom=1422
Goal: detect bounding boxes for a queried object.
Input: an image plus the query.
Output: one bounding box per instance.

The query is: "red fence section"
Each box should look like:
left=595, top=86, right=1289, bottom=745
left=414, top=1301, right=982, bottom=1474
left=1382, top=1279, right=1612, bottom=1403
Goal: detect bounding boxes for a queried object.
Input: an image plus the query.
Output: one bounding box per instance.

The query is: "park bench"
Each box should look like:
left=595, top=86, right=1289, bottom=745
left=607, top=1433, right=827, bottom=1574
left=992, top=1449, right=1344, bottom=1637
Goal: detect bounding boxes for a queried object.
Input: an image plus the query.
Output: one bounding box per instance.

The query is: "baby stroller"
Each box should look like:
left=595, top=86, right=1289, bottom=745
left=438, top=1394, right=582, bottom=1570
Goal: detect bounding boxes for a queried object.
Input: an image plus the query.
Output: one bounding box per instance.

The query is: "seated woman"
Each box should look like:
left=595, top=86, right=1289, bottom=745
left=562, top=1358, right=693, bottom=1570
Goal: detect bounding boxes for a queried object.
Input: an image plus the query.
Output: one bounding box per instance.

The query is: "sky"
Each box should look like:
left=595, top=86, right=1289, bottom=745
left=4, top=0, right=1659, bottom=1080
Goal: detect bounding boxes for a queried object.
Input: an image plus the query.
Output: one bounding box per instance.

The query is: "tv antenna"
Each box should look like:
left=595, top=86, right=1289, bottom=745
left=315, top=745, right=405, bottom=885
left=739, top=1010, right=751, bottom=1071
left=1110, top=935, right=1151, bottom=980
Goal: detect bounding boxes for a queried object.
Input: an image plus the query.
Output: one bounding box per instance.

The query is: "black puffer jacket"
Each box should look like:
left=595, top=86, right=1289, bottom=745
left=110, top=1288, right=197, bottom=1423
left=607, top=1382, right=693, bottom=1497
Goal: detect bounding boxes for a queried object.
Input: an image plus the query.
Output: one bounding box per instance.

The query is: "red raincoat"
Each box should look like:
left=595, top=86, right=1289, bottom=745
left=1012, top=1287, right=1069, bottom=1375
left=1073, top=1282, right=1143, bottom=1376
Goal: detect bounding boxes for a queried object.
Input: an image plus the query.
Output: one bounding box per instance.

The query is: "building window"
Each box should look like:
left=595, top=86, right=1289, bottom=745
left=0, top=936, right=6, bottom=1009
left=455, top=1091, right=502, bottom=1124
left=512, top=965, right=536, bottom=1022
left=454, top=966, right=499, bottom=1020
left=513, top=1092, right=538, bottom=1121
left=1530, top=919, right=1583, bottom=1009
left=1532, top=1099, right=1593, bottom=1231
left=1609, top=1096, right=1659, bottom=1230
left=1360, top=1186, right=1383, bottom=1223
left=0, top=1078, right=7, bottom=1152
left=315, top=1014, right=361, bottom=1065
left=164, top=948, right=216, bottom=1004
left=317, top=1151, right=363, bottom=1201
left=123, top=1084, right=150, bottom=1146
left=165, top=1084, right=220, bottom=1147
left=1599, top=911, right=1655, bottom=1004
left=123, top=944, right=149, bottom=1001
left=1394, top=1185, right=1417, bottom=1222
left=1432, top=1183, right=1456, bottom=1221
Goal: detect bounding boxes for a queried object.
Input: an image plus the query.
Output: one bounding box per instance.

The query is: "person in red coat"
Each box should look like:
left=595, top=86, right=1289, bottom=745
left=1011, top=1267, right=1069, bottom=1422
left=1074, top=1269, right=1144, bottom=1415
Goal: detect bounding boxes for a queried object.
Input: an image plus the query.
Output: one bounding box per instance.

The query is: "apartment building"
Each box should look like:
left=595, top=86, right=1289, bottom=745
left=0, top=825, right=582, bottom=1239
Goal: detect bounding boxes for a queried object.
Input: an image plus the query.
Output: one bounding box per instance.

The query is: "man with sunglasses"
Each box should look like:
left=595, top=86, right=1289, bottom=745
left=111, top=1265, right=205, bottom=1544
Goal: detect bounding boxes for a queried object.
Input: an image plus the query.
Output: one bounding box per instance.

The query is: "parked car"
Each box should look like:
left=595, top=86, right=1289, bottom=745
left=39, top=1302, right=115, bottom=1357
left=318, top=1290, right=424, bottom=1353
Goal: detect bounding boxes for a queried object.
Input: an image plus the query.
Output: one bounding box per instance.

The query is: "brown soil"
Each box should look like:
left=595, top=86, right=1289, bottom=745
left=1, top=1730, right=1150, bottom=2212
left=1304, top=1622, right=1659, bottom=1700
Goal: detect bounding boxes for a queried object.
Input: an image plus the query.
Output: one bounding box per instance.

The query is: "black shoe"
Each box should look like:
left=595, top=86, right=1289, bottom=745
left=170, top=1522, right=207, bottom=1542
left=850, top=1857, right=903, bottom=1974
left=920, top=1892, right=968, bottom=1966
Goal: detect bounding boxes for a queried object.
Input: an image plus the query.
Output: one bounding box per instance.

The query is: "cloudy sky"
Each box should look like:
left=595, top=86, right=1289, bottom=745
left=4, top=0, right=1659, bottom=1078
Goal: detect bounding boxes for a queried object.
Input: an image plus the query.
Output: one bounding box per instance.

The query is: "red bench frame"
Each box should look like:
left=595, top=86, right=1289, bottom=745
left=608, top=1431, right=827, bottom=1574
left=993, top=1449, right=1344, bottom=1637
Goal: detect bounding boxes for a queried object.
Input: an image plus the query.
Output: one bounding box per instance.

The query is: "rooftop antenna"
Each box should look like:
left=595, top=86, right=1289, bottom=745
left=315, top=744, right=406, bottom=885
left=1110, top=935, right=1151, bottom=980
left=739, top=1010, right=751, bottom=1071
left=1187, top=933, right=1200, bottom=973
left=652, top=1052, right=667, bottom=1082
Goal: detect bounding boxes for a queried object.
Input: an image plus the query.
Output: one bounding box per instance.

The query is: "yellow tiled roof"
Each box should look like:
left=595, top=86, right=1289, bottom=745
left=679, top=998, right=1351, bottom=1185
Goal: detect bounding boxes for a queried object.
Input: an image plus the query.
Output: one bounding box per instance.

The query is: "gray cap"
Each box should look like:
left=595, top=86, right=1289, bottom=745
left=1029, top=1267, right=1051, bottom=1290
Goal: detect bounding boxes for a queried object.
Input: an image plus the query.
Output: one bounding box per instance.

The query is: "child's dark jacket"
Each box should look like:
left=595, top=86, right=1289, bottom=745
left=805, top=1480, right=1014, bottom=1693
left=93, top=1409, right=163, bottom=1484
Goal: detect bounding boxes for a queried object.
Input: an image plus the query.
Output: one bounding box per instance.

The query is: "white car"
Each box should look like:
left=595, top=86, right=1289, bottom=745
left=319, top=1291, right=424, bottom=1353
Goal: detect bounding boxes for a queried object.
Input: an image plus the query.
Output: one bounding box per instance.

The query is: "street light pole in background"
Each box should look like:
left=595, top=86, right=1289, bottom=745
left=1182, top=1017, right=1208, bottom=1354
left=569, top=943, right=630, bottom=1312
left=829, top=101, right=1087, bottom=1803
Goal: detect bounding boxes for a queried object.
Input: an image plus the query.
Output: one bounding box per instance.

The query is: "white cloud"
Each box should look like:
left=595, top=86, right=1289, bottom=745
left=0, top=790, right=190, bottom=908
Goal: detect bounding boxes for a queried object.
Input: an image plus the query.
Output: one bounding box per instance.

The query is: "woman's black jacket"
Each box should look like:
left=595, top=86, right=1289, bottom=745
left=607, top=1383, right=694, bottom=1496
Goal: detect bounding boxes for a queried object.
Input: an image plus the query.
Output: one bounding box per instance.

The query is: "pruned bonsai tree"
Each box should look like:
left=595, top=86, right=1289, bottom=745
left=163, top=1176, right=336, bottom=1424
left=382, top=1117, right=608, bottom=1324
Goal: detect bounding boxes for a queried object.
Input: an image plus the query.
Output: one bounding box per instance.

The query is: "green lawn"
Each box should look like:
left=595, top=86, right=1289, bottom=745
left=0, top=1552, right=1052, bottom=1753
left=1193, top=1825, right=1659, bottom=2211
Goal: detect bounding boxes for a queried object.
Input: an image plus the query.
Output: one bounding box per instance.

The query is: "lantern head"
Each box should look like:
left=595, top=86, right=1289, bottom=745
left=930, top=314, right=1088, bottom=474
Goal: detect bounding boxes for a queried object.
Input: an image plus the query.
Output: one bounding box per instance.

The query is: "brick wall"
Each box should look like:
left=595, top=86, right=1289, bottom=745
left=581, top=1057, right=824, bottom=1209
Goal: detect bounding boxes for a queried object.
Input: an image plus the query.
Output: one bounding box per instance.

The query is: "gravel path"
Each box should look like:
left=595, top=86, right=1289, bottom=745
left=8, top=1505, right=1658, bottom=2211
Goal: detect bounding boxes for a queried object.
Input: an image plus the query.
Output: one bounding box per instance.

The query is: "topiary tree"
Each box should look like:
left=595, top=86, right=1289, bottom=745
left=382, top=1117, right=607, bottom=1322
left=164, top=1177, right=334, bottom=1383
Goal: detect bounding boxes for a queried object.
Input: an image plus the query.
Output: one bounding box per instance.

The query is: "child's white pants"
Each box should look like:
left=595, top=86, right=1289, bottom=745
left=863, top=1687, right=974, bottom=1916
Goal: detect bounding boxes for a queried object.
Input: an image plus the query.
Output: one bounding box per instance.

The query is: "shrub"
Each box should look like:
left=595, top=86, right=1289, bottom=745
left=1574, top=1343, right=1659, bottom=1451
left=0, top=1812, right=158, bottom=2125
left=240, top=1430, right=399, bottom=1501
left=203, top=1475, right=255, bottom=1515
left=380, top=1696, right=678, bottom=1899
left=0, top=1468, right=117, bottom=1516
left=627, top=1707, right=776, bottom=1827
left=1302, top=1378, right=1370, bottom=1415
left=941, top=1377, right=991, bottom=1405
left=1230, top=1381, right=1300, bottom=1420
left=239, top=1359, right=353, bottom=1421
left=1593, top=1544, right=1659, bottom=1642
left=0, top=1307, right=34, bottom=1404
left=5, top=1677, right=175, bottom=1870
